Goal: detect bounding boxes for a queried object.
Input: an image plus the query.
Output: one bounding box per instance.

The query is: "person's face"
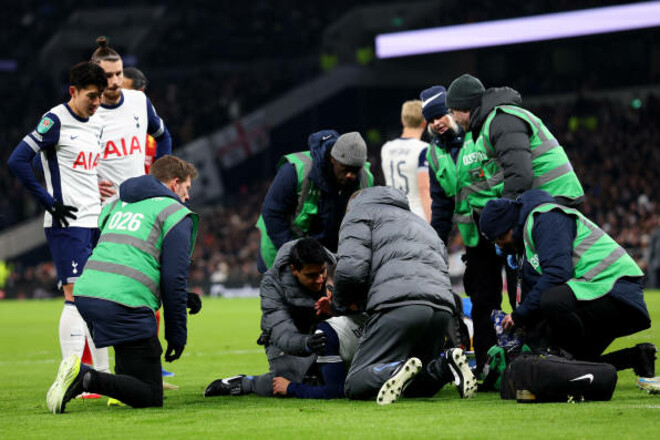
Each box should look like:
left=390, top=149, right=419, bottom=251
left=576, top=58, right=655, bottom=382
left=290, top=263, right=327, bottom=292
left=428, top=113, right=455, bottom=136
left=68, top=84, right=103, bottom=118
left=494, top=229, right=518, bottom=254
left=98, top=59, right=124, bottom=103
left=449, top=109, right=471, bottom=131
left=168, top=177, right=192, bottom=202
left=330, top=157, right=361, bottom=188
left=122, top=77, right=135, bottom=90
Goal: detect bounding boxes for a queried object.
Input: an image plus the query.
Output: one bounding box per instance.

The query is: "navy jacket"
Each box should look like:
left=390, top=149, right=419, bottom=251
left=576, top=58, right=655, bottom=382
left=428, top=128, right=463, bottom=245
left=259, top=130, right=359, bottom=271
left=507, top=190, right=649, bottom=325
left=76, top=175, right=193, bottom=348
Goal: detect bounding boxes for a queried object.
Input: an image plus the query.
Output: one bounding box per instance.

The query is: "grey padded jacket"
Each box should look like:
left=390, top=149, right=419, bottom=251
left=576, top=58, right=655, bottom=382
left=333, top=186, right=455, bottom=315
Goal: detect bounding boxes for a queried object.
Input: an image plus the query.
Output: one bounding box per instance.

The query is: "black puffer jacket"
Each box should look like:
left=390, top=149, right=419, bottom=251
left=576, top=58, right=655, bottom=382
left=333, top=186, right=455, bottom=315
left=470, top=87, right=534, bottom=200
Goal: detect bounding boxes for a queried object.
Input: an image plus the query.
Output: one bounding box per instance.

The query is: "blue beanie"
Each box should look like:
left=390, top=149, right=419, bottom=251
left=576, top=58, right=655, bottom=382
left=419, top=85, right=449, bottom=121
left=479, top=198, right=519, bottom=241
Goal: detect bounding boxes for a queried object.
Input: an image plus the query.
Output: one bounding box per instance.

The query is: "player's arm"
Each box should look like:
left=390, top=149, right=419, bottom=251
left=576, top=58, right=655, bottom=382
left=490, top=113, right=533, bottom=200
left=7, top=113, right=60, bottom=209
left=417, top=147, right=432, bottom=222
left=160, top=216, right=193, bottom=362
left=260, top=275, right=311, bottom=356
left=146, top=97, right=172, bottom=158
left=261, top=163, right=299, bottom=249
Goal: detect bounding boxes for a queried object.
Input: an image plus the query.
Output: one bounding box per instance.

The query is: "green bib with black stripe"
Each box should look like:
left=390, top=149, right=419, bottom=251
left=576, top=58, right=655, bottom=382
left=256, top=151, right=374, bottom=269
left=454, top=105, right=584, bottom=247
left=73, top=197, right=198, bottom=310
left=523, top=203, right=643, bottom=301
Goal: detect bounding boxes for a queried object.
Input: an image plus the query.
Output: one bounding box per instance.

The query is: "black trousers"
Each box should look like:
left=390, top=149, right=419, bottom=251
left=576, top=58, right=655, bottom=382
left=531, top=284, right=649, bottom=361
left=84, top=337, right=164, bottom=408
left=464, top=239, right=505, bottom=372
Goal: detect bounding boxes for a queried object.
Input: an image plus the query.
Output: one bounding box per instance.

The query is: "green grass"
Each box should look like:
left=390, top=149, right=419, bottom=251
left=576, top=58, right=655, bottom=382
left=1, top=293, right=658, bottom=440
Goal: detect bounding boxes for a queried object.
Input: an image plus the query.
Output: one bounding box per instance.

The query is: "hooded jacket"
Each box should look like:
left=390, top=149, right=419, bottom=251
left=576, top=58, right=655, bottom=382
left=260, top=239, right=335, bottom=358
left=508, top=190, right=648, bottom=325
left=259, top=130, right=362, bottom=271
left=469, top=87, right=536, bottom=201
left=75, top=175, right=193, bottom=348
left=333, top=186, right=455, bottom=315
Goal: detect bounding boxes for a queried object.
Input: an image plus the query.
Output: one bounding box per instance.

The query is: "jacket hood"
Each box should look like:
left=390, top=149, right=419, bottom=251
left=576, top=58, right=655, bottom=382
left=308, top=129, right=340, bottom=192
left=347, top=186, right=410, bottom=212
left=119, top=175, right=182, bottom=204
left=514, top=189, right=557, bottom=240
left=471, top=86, right=522, bottom=131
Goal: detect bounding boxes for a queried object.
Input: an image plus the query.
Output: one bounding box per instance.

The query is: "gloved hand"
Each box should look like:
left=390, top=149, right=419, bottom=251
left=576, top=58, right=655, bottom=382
left=47, top=201, right=78, bottom=228
left=305, top=332, right=327, bottom=354
left=187, top=291, right=202, bottom=314
left=165, top=342, right=185, bottom=362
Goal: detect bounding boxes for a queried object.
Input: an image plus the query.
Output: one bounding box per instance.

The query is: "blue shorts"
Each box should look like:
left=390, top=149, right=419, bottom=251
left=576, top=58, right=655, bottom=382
left=45, top=227, right=100, bottom=289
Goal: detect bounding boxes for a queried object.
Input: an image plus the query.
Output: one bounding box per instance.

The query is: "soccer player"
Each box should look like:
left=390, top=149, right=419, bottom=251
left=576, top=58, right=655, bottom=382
left=380, top=100, right=431, bottom=221
left=91, top=37, right=172, bottom=202
left=46, top=156, right=199, bottom=413
left=7, top=62, right=108, bottom=370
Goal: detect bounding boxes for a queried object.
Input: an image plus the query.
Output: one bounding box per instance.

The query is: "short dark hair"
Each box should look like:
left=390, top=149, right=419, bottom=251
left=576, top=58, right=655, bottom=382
left=149, top=155, right=198, bottom=183
left=123, top=67, right=148, bottom=91
left=69, top=62, right=107, bottom=91
left=290, top=238, right=327, bottom=270
left=90, top=36, right=121, bottom=63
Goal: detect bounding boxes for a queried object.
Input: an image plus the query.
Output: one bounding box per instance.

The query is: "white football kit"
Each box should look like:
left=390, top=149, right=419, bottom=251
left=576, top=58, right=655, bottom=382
left=380, top=137, right=429, bottom=220
left=96, top=89, right=166, bottom=201
left=22, top=103, right=104, bottom=228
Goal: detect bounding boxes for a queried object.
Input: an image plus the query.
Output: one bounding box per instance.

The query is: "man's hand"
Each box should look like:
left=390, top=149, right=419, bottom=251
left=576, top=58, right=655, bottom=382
left=187, top=291, right=202, bottom=314
left=98, top=180, right=116, bottom=202
left=47, top=201, right=78, bottom=228
left=164, top=343, right=185, bottom=362
left=305, top=332, right=327, bottom=354
left=502, top=314, right=515, bottom=331
left=272, top=377, right=290, bottom=396
left=315, top=296, right=332, bottom=316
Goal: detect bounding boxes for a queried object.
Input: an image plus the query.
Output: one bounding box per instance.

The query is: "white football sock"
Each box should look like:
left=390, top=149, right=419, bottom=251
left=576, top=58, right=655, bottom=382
left=59, top=303, right=86, bottom=359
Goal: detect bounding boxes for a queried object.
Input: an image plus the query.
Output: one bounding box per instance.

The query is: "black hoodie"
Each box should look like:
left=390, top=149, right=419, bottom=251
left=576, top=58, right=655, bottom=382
left=469, top=87, right=535, bottom=201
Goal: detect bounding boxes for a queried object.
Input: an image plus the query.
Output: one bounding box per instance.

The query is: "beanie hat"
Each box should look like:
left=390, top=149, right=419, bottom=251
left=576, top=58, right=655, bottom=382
left=331, top=132, right=367, bottom=168
left=479, top=198, right=519, bottom=241
left=419, top=85, right=449, bottom=121
left=446, top=74, right=485, bottom=110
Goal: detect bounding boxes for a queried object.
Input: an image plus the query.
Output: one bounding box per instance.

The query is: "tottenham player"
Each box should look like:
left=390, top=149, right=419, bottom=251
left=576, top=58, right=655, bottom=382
left=8, top=62, right=108, bottom=369
left=91, top=37, right=172, bottom=202
left=380, top=100, right=431, bottom=221
left=122, top=67, right=157, bottom=174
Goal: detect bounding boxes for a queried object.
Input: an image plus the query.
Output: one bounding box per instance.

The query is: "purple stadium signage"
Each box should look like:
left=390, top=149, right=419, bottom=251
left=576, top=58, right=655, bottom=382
left=375, top=1, right=660, bottom=59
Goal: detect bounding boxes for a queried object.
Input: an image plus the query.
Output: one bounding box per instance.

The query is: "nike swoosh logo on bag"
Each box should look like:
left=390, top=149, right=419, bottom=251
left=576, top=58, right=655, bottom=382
left=569, top=373, right=594, bottom=384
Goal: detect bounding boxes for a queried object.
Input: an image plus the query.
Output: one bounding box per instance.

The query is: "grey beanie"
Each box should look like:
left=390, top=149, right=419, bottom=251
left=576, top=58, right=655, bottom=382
left=331, top=132, right=367, bottom=167
left=446, top=74, right=485, bottom=110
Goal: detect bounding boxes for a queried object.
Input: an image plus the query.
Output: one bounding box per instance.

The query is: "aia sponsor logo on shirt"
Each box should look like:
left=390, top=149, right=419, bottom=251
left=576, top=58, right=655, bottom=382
left=103, top=135, right=143, bottom=159
left=73, top=152, right=100, bottom=170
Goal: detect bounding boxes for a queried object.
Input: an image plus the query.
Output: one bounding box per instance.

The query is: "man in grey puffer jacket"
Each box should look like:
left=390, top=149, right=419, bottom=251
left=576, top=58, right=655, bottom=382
left=333, top=186, right=476, bottom=404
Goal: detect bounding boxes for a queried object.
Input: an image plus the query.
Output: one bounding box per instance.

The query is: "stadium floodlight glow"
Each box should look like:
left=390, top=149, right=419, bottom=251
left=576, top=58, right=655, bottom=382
left=375, top=1, right=660, bottom=59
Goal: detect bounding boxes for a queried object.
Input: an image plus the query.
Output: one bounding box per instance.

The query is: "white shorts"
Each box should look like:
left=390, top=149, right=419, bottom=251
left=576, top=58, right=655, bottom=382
left=322, top=315, right=367, bottom=366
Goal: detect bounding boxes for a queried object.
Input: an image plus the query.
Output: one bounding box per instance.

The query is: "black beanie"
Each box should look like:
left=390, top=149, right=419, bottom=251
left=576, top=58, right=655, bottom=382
left=479, top=198, right=519, bottom=242
left=446, top=74, right=485, bottom=110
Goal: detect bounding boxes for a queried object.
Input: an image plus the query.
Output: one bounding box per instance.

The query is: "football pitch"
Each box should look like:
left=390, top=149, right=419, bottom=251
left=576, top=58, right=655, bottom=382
left=1, top=293, right=658, bottom=440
